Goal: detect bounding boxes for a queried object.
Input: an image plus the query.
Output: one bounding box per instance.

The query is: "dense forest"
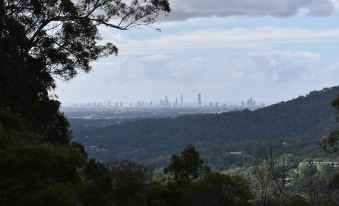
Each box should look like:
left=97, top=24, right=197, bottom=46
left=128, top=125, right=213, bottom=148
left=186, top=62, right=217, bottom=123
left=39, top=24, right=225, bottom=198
left=75, top=86, right=339, bottom=168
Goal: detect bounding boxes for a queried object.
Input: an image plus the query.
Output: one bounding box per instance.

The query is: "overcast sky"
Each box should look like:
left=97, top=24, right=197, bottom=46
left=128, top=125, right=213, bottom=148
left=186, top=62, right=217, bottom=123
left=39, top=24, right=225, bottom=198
left=56, top=0, right=339, bottom=104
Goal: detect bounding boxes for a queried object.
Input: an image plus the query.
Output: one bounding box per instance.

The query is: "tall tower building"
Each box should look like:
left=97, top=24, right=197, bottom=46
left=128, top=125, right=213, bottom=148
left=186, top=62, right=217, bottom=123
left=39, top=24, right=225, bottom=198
left=180, top=94, right=183, bottom=106
left=198, top=93, right=202, bottom=106
left=165, top=96, right=169, bottom=106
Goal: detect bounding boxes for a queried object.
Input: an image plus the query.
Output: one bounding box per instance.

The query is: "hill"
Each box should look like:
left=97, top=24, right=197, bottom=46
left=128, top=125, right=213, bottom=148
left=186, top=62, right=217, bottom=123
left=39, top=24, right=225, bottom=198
left=74, top=86, right=339, bottom=170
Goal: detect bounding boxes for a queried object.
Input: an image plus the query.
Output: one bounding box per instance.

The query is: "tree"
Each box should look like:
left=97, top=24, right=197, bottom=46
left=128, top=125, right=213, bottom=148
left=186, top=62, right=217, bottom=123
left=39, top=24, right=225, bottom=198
left=149, top=147, right=253, bottom=206
left=80, top=159, right=114, bottom=206
left=0, top=19, right=71, bottom=143
left=0, top=0, right=170, bottom=79
left=0, top=0, right=170, bottom=144
left=322, top=95, right=339, bottom=153
left=1, top=1, right=170, bottom=204
left=164, top=145, right=210, bottom=181
left=0, top=125, right=86, bottom=206
left=1, top=0, right=170, bottom=80
left=251, top=160, right=271, bottom=206
left=181, top=173, right=254, bottom=206
left=321, top=95, right=339, bottom=204
left=329, top=173, right=339, bottom=190
left=81, top=160, right=150, bottom=206
left=284, top=195, right=311, bottom=206
left=109, top=160, right=150, bottom=206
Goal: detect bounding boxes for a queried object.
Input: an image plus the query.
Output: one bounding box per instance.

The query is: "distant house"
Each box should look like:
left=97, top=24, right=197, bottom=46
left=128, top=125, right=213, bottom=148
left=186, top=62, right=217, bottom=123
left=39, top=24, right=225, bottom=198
left=226, top=151, right=243, bottom=155
left=298, top=161, right=339, bottom=170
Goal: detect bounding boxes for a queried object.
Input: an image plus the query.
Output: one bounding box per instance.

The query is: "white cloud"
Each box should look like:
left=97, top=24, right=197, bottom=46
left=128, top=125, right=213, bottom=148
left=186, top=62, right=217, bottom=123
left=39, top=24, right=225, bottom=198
left=62, top=54, right=207, bottom=84
left=56, top=54, right=208, bottom=103
left=137, top=54, right=207, bottom=81
left=167, top=0, right=336, bottom=20
left=56, top=50, right=339, bottom=103
left=107, top=27, right=339, bottom=55
left=221, top=51, right=339, bottom=83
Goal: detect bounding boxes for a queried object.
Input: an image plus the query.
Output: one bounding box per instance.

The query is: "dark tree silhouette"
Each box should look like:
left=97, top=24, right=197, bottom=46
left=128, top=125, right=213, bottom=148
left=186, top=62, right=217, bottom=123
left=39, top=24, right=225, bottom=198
left=320, top=95, right=339, bottom=198
left=0, top=1, right=172, bottom=205
left=0, top=0, right=170, bottom=144
left=164, top=145, right=210, bottom=181
left=321, top=95, right=339, bottom=153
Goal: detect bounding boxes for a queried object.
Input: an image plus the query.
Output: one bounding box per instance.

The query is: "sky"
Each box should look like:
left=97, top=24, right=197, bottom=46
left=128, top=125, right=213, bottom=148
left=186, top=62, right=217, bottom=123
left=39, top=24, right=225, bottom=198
left=56, top=0, right=339, bottom=105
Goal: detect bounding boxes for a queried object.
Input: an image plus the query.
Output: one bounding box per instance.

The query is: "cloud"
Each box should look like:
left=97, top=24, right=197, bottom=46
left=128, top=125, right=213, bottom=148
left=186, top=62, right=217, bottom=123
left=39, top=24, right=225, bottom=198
left=56, top=54, right=208, bottom=102
left=74, top=51, right=339, bottom=85
left=66, top=54, right=207, bottom=84
left=56, top=50, right=339, bottom=103
left=137, top=54, right=207, bottom=82
left=221, top=51, right=339, bottom=83
left=107, top=27, right=339, bottom=55
left=167, top=0, right=336, bottom=20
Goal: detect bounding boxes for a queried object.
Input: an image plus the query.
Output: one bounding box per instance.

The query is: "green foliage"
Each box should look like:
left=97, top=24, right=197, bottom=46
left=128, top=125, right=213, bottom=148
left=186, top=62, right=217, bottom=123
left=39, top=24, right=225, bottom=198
left=147, top=146, right=253, bottom=206
left=2, top=0, right=170, bottom=80
left=109, top=160, right=150, bottom=205
left=0, top=13, right=71, bottom=144
left=321, top=131, right=339, bottom=153
left=0, top=127, right=85, bottom=206
left=164, top=145, right=210, bottom=181
left=80, top=160, right=114, bottom=206
left=81, top=160, right=150, bottom=206
left=1, top=0, right=170, bottom=144
left=322, top=93, right=339, bottom=194
left=147, top=173, right=253, bottom=206
left=321, top=94, right=339, bottom=153
left=284, top=195, right=311, bottom=206
left=0, top=125, right=152, bottom=206
left=0, top=110, right=24, bottom=131
left=332, top=94, right=339, bottom=113
left=329, top=172, right=339, bottom=190
left=181, top=173, right=253, bottom=206
left=147, top=180, right=190, bottom=206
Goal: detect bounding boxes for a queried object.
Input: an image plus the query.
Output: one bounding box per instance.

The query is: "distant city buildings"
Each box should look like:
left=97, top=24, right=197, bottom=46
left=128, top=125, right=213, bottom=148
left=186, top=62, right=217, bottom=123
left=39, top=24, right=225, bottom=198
left=64, top=93, right=265, bottom=111
left=198, top=93, right=202, bottom=107
left=247, top=98, right=256, bottom=108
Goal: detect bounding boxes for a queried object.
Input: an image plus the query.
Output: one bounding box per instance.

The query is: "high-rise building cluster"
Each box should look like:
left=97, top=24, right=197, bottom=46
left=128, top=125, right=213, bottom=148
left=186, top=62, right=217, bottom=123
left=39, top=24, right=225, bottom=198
left=241, top=98, right=257, bottom=108
left=66, top=94, right=264, bottom=110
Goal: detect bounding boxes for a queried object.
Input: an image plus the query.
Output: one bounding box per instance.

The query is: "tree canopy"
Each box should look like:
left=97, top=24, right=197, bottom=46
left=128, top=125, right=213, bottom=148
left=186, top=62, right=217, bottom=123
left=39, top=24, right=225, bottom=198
left=321, top=95, right=339, bottom=153
left=1, top=0, right=170, bottom=79
left=0, top=0, right=170, bottom=144
left=164, top=144, right=210, bottom=181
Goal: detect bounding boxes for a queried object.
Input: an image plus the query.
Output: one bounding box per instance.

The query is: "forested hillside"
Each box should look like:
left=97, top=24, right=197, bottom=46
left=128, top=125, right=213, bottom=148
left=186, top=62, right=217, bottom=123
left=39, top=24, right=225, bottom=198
left=75, top=86, right=339, bottom=167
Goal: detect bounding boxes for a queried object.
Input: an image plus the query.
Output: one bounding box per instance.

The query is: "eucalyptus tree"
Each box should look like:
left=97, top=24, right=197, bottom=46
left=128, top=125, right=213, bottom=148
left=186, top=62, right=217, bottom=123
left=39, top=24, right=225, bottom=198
left=0, top=0, right=170, bottom=143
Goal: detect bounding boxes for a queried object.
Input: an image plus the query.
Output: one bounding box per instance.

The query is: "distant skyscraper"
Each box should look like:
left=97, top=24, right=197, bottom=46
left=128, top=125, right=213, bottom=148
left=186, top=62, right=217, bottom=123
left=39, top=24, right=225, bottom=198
left=165, top=96, right=169, bottom=106
left=198, top=93, right=202, bottom=106
left=180, top=94, right=183, bottom=106
left=246, top=98, right=256, bottom=108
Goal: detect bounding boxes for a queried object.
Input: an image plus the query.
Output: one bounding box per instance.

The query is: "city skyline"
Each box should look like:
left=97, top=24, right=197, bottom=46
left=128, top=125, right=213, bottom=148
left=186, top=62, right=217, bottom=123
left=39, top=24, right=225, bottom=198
left=63, top=92, right=264, bottom=109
